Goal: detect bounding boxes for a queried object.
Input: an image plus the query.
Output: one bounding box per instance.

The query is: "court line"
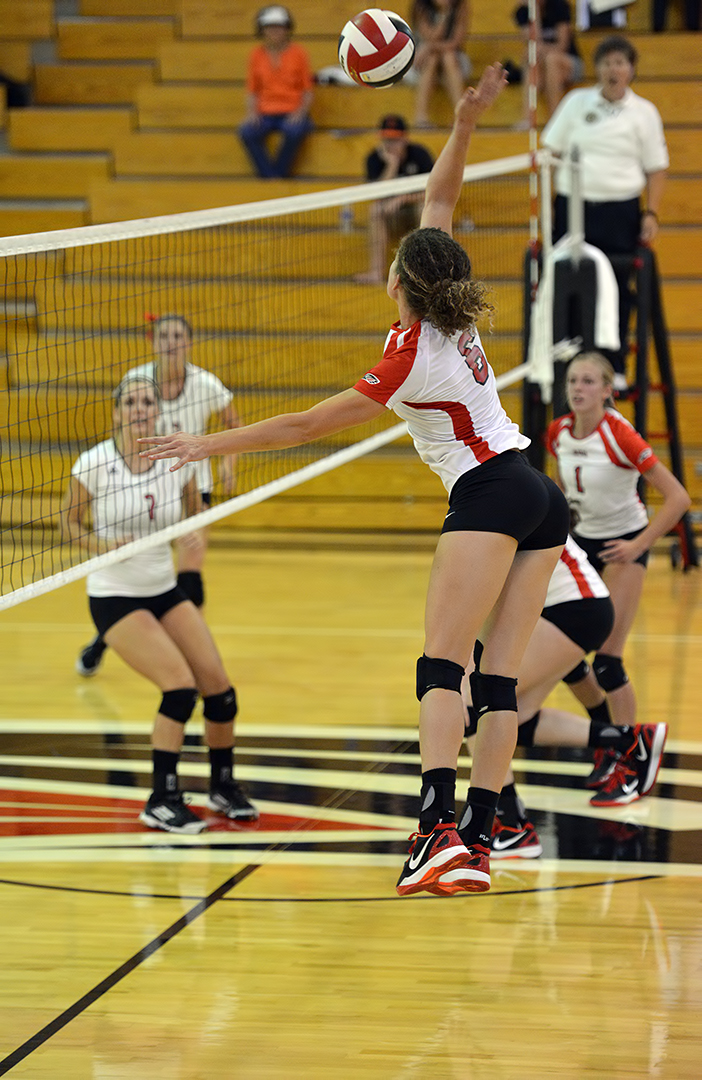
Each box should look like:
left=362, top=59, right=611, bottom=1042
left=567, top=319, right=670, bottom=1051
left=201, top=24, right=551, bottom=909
left=0, top=871, right=661, bottom=907
left=0, top=719, right=701, bottom=757
left=0, top=863, right=261, bottom=1076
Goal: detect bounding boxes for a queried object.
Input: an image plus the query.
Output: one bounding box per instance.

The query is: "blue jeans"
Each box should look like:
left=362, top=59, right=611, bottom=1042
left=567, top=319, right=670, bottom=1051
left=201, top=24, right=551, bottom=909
left=238, top=112, right=313, bottom=178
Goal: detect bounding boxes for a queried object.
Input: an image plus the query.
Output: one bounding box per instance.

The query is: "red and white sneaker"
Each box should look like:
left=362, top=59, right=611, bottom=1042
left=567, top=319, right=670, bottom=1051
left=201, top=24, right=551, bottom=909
left=625, top=722, right=668, bottom=795
left=585, top=748, right=620, bottom=789
left=590, top=760, right=642, bottom=806
left=396, top=823, right=474, bottom=897
left=432, top=844, right=491, bottom=896
left=489, top=818, right=543, bottom=859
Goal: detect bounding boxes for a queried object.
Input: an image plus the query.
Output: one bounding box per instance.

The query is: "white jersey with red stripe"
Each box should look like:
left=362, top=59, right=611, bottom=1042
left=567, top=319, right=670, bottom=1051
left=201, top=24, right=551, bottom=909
left=72, top=439, right=196, bottom=598
left=130, top=361, right=233, bottom=495
left=544, top=535, right=609, bottom=608
left=546, top=408, right=658, bottom=539
left=353, top=320, right=529, bottom=493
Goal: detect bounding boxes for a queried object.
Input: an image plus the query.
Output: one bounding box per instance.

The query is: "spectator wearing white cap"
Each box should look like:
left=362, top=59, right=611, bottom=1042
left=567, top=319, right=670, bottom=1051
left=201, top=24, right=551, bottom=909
left=238, top=5, right=314, bottom=178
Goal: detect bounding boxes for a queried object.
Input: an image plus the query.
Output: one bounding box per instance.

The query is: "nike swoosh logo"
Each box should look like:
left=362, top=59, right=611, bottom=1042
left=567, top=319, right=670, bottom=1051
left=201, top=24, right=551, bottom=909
left=621, top=781, right=638, bottom=795
left=635, top=737, right=648, bottom=762
left=492, top=832, right=526, bottom=850
left=408, top=833, right=436, bottom=870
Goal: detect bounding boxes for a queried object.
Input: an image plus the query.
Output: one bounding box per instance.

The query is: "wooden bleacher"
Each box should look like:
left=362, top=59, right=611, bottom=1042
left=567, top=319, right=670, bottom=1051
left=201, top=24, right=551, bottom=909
left=0, top=0, right=700, bottom=535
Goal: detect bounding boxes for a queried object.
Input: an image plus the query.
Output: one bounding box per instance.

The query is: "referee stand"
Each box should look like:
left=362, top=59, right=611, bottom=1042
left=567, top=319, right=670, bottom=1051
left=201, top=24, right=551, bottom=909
left=521, top=220, right=698, bottom=571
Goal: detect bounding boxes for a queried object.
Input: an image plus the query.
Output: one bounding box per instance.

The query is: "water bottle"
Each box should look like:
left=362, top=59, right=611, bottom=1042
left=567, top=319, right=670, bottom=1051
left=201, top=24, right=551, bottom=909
left=339, top=204, right=353, bottom=234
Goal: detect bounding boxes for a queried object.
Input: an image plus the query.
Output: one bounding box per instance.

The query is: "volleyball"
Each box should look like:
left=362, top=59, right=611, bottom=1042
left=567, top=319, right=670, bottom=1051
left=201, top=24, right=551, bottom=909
left=338, top=9, right=415, bottom=88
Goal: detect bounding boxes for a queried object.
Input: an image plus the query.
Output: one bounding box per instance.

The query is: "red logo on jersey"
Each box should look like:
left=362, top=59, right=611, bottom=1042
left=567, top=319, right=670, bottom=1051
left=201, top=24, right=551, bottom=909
left=457, top=334, right=489, bottom=385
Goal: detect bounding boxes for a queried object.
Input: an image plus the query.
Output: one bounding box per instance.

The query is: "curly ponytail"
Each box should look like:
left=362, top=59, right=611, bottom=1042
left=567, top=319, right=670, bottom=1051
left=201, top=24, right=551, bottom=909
left=396, top=227, right=493, bottom=336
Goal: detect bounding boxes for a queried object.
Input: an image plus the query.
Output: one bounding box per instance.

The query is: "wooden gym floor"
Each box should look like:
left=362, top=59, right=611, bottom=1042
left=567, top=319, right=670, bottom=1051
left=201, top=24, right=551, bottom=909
left=0, top=540, right=700, bottom=1078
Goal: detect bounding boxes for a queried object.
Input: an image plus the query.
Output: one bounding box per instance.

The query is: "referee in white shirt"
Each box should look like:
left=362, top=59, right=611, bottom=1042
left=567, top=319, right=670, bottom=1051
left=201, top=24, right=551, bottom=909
left=541, top=35, right=669, bottom=384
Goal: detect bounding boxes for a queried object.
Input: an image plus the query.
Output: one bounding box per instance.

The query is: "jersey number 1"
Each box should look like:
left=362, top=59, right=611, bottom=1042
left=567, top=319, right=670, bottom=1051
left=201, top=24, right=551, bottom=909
left=145, top=494, right=155, bottom=520
left=457, top=334, right=489, bottom=385
left=574, top=466, right=584, bottom=494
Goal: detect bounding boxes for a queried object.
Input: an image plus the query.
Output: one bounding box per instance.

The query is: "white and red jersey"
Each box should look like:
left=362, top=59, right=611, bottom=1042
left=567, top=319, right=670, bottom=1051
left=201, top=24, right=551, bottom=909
left=72, top=439, right=195, bottom=598
left=546, top=408, right=658, bottom=538
left=544, top=535, right=609, bottom=608
left=130, top=361, right=233, bottom=495
left=353, top=320, right=529, bottom=493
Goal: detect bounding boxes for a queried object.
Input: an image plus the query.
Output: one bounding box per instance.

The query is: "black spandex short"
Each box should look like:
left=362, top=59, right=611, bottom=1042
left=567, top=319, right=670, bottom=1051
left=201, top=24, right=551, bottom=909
left=441, top=451, right=570, bottom=550
left=571, top=529, right=649, bottom=574
left=541, top=596, right=615, bottom=653
left=89, top=584, right=189, bottom=637
left=201, top=491, right=212, bottom=508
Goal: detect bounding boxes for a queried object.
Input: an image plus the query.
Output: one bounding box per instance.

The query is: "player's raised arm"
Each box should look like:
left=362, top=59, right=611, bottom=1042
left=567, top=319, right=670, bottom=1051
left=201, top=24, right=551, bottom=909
left=139, top=389, right=387, bottom=471
left=421, top=63, right=508, bottom=235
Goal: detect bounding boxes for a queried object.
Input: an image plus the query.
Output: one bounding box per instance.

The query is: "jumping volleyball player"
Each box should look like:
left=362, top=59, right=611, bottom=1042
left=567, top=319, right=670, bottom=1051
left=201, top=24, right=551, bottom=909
left=140, top=64, right=570, bottom=898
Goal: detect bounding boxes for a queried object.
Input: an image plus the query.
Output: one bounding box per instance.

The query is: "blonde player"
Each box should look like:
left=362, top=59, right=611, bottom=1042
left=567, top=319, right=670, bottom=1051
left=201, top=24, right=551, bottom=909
left=62, top=373, right=256, bottom=833
left=547, top=352, right=689, bottom=796
left=451, top=537, right=668, bottom=877
left=76, top=314, right=238, bottom=676
left=140, top=65, right=571, bottom=898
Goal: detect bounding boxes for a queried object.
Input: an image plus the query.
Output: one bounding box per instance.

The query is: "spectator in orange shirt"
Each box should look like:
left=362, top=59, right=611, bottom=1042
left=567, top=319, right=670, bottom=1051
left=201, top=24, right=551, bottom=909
left=238, top=6, right=314, bottom=179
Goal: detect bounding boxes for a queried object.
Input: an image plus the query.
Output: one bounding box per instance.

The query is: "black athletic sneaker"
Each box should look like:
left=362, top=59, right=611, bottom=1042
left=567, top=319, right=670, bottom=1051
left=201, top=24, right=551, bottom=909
left=585, top=748, right=620, bottom=789
left=207, top=781, right=259, bottom=821
left=75, top=635, right=107, bottom=678
left=489, top=818, right=543, bottom=859
left=139, top=792, right=207, bottom=834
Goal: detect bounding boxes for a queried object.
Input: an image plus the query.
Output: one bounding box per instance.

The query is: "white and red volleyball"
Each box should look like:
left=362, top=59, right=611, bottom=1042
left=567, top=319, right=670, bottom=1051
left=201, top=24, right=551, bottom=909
left=338, top=9, right=415, bottom=88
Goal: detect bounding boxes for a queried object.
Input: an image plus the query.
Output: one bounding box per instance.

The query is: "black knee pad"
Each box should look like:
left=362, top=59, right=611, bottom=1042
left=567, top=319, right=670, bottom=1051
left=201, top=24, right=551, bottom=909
left=516, top=711, right=541, bottom=747
left=465, top=705, right=479, bottom=738
left=159, top=687, right=198, bottom=723
left=593, top=653, right=629, bottom=693
left=203, top=687, right=238, bottom=723
left=562, top=659, right=590, bottom=685
left=469, top=669, right=518, bottom=716
left=177, top=570, right=205, bottom=608
left=416, top=654, right=465, bottom=701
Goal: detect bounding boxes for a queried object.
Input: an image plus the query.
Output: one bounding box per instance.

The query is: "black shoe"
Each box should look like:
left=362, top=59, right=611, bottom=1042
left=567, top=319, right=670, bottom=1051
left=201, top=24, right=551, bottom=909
left=76, top=635, right=107, bottom=678
left=139, top=792, right=207, bottom=834
left=207, top=781, right=259, bottom=821
left=585, top=747, right=620, bottom=789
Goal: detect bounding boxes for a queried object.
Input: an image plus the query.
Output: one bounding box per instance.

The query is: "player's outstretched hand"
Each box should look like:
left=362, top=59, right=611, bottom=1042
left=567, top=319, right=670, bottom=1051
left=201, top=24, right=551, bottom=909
left=455, top=63, right=508, bottom=125
left=138, top=432, right=208, bottom=471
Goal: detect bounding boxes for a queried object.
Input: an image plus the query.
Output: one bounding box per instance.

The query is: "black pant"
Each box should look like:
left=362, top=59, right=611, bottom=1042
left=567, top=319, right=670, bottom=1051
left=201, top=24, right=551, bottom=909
left=553, top=194, right=641, bottom=374
left=652, top=0, right=700, bottom=30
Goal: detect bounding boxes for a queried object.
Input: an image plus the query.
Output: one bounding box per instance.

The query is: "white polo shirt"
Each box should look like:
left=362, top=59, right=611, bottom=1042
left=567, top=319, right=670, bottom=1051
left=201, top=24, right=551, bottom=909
left=541, top=86, right=669, bottom=202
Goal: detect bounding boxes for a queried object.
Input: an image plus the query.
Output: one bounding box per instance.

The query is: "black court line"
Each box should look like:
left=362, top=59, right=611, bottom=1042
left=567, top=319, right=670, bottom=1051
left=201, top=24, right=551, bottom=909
left=0, top=871, right=660, bottom=905
left=0, top=863, right=259, bottom=1076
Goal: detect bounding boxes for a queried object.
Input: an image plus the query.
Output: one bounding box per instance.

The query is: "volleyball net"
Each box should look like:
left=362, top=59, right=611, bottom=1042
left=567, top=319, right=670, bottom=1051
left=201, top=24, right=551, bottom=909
left=0, top=151, right=542, bottom=610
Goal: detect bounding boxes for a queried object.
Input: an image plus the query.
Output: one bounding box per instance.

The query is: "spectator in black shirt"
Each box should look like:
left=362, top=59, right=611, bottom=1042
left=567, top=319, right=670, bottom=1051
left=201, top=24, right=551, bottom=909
left=514, top=0, right=583, bottom=127
left=355, top=115, right=434, bottom=284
